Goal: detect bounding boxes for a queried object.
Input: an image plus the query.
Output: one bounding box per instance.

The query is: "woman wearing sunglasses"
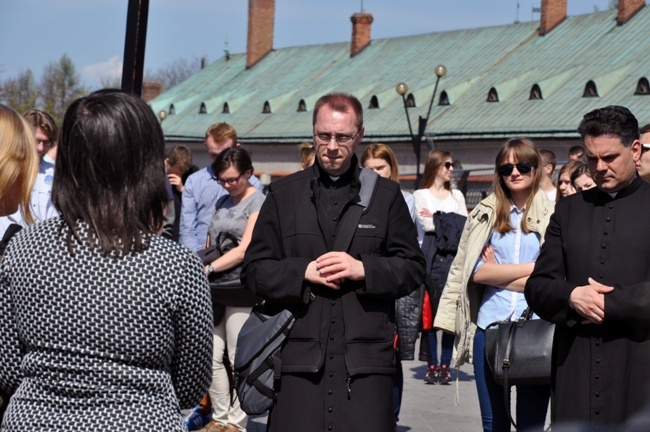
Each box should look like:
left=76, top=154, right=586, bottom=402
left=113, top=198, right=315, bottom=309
left=434, top=138, right=554, bottom=432
left=413, top=150, right=468, bottom=385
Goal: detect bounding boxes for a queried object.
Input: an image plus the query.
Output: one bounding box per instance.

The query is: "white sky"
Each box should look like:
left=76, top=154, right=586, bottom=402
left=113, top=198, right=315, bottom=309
left=0, top=0, right=618, bottom=89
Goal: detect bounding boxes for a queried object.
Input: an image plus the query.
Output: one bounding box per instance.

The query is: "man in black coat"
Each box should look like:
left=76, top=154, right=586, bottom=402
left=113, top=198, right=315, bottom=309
left=242, top=93, right=425, bottom=432
left=526, top=106, right=650, bottom=428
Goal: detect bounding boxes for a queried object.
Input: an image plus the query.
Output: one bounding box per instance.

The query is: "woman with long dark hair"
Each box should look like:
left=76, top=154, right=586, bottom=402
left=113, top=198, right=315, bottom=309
left=414, top=150, right=467, bottom=384
left=0, top=90, right=213, bottom=431
left=434, top=138, right=553, bottom=431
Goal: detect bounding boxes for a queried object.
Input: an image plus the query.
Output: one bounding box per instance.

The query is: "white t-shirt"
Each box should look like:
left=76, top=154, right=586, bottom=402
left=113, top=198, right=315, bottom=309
left=413, top=188, right=468, bottom=233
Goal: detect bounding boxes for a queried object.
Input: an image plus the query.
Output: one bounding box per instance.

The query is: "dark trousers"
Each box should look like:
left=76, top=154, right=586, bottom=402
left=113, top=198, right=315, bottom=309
left=473, top=328, right=550, bottom=432
left=426, top=330, right=454, bottom=368
left=392, top=356, right=403, bottom=425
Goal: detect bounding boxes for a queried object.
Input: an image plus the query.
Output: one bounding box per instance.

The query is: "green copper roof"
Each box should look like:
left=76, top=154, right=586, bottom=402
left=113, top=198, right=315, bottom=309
left=150, top=8, right=650, bottom=143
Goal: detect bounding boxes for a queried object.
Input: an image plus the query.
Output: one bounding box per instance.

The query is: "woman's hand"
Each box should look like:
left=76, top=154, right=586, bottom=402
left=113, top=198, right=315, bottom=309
left=419, top=208, right=433, bottom=218
left=480, top=245, right=496, bottom=264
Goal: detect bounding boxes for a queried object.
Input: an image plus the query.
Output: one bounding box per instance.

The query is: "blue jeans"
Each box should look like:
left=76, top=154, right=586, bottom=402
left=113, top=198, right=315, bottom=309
left=392, top=356, right=403, bottom=424
left=473, top=328, right=550, bottom=432
left=427, top=330, right=454, bottom=368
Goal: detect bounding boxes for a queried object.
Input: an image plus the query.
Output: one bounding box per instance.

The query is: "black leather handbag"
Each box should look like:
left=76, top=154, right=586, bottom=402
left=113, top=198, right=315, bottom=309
left=485, top=308, right=554, bottom=387
left=485, top=308, right=554, bottom=430
left=197, top=231, right=260, bottom=307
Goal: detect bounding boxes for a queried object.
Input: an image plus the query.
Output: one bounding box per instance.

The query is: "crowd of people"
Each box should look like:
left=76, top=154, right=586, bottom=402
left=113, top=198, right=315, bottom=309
left=1, top=89, right=650, bottom=432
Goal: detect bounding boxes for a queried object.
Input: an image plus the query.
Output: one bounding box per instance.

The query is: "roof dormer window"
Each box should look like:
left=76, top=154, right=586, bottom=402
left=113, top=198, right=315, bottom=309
left=635, top=77, right=650, bottom=95
left=529, top=84, right=543, bottom=100
left=487, top=87, right=499, bottom=102
left=582, top=81, right=599, bottom=98
left=406, top=93, right=416, bottom=108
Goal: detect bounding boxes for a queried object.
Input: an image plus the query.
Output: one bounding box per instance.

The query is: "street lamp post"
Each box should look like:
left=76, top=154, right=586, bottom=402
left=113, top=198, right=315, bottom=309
left=396, top=64, right=447, bottom=187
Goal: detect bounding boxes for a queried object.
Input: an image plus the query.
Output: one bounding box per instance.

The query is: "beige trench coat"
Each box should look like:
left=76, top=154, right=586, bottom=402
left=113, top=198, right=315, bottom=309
left=433, top=189, right=554, bottom=367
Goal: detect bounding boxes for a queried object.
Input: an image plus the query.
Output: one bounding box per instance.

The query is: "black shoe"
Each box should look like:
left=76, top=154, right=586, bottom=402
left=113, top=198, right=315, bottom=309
left=424, top=365, right=438, bottom=384
left=438, top=364, right=451, bottom=385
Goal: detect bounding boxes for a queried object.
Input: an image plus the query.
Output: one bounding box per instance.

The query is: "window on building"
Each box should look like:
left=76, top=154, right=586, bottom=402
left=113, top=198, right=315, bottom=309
left=583, top=81, right=599, bottom=98
left=438, top=91, right=450, bottom=106
left=406, top=93, right=416, bottom=108
left=298, top=99, right=307, bottom=112
left=169, top=104, right=175, bottom=115
left=529, top=84, right=543, bottom=100
left=487, top=87, right=499, bottom=102
left=635, top=77, right=650, bottom=95
left=199, top=102, right=207, bottom=114
left=369, top=95, right=379, bottom=109
left=222, top=103, right=230, bottom=114
left=263, top=101, right=271, bottom=114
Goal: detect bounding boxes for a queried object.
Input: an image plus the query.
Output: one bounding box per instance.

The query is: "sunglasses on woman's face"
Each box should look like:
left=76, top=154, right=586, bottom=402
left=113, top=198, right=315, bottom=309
left=497, top=161, right=533, bottom=176
left=443, top=162, right=453, bottom=170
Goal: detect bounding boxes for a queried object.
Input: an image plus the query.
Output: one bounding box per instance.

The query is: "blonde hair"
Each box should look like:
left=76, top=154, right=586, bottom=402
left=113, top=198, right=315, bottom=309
left=0, top=104, right=38, bottom=223
left=360, top=143, right=399, bottom=182
left=493, top=138, right=543, bottom=234
left=299, top=142, right=315, bottom=170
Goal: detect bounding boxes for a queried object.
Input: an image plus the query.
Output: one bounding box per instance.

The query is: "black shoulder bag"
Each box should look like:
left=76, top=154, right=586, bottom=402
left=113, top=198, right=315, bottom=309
left=484, top=307, right=554, bottom=430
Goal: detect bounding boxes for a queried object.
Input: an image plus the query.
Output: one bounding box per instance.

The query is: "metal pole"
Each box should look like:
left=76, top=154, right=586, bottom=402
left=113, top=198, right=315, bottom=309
left=121, top=0, right=150, bottom=96
left=400, top=94, right=421, bottom=183
left=425, top=75, right=442, bottom=126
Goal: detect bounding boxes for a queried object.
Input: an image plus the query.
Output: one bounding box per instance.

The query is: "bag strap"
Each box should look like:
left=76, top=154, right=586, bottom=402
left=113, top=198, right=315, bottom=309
left=501, top=308, right=534, bottom=431
left=502, top=323, right=517, bottom=430
left=332, top=168, right=378, bottom=252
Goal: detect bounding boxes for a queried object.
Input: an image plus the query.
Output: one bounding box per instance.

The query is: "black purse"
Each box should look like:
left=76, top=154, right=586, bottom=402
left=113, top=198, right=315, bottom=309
left=485, top=307, right=554, bottom=430
left=197, top=231, right=260, bottom=307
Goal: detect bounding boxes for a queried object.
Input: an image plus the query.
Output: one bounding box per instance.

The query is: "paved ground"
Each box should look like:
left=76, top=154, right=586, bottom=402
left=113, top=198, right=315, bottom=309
left=243, top=338, right=484, bottom=432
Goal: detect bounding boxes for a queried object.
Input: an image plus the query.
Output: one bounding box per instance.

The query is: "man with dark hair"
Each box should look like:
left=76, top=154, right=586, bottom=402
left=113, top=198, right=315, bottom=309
left=179, top=123, right=261, bottom=251
left=164, top=145, right=198, bottom=242
left=568, top=145, right=586, bottom=162
left=636, top=123, right=650, bottom=182
left=243, top=93, right=425, bottom=431
left=539, top=149, right=557, bottom=201
left=526, top=105, right=650, bottom=428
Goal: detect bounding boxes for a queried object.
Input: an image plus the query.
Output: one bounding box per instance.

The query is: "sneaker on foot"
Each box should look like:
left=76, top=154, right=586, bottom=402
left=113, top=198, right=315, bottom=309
left=424, top=365, right=438, bottom=384
left=438, top=364, right=451, bottom=385
left=185, top=405, right=212, bottom=431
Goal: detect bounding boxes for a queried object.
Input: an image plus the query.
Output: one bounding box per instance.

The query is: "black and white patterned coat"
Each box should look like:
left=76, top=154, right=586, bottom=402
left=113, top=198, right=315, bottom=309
left=0, top=218, right=213, bottom=431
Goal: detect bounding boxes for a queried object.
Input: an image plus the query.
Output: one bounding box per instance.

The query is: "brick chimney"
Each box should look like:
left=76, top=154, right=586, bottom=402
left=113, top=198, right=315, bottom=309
left=618, top=0, right=645, bottom=25
left=141, top=82, right=162, bottom=102
left=350, top=13, right=373, bottom=57
left=247, top=0, right=275, bottom=69
left=539, top=0, right=567, bottom=36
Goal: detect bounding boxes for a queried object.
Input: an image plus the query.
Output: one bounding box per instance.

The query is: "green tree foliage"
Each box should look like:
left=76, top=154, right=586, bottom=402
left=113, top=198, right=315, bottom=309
left=0, top=69, right=39, bottom=115
left=40, top=54, right=87, bottom=124
left=0, top=54, right=86, bottom=125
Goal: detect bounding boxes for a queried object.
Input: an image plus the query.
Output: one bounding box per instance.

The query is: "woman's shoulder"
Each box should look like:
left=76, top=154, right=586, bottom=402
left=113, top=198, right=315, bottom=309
left=246, top=190, right=266, bottom=211
left=451, top=189, right=466, bottom=200
left=148, top=235, right=203, bottom=269
left=412, top=188, right=426, bottom=198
